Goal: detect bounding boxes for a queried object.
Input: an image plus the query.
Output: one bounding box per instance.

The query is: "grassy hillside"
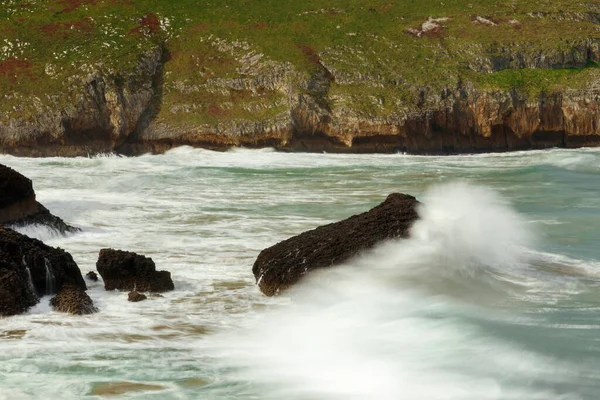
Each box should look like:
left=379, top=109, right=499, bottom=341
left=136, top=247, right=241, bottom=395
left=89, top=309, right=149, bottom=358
left=2, top=0, right=600, bottom=124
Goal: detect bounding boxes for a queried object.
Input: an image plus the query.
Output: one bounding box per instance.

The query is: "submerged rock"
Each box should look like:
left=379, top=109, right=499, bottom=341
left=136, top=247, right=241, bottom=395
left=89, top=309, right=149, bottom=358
left=86, top=271, right=99, bottom=282
left=252, top=193, right=420, bottom=296
left=0, top=226, right=89, bottom=316
left=96, top=249, right=174, bottom=292
left=50, top=284, right=97, bottom=315
left=128, top=291, right=147, bottom=302
left=89, top=382, right=166, bottom=397
left=0, top=163, right=79, bottom=234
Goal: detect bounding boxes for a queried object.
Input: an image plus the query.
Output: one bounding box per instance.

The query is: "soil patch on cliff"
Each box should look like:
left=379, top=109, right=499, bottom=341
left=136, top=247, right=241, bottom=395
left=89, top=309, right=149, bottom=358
left=0, top=59, right=32, bottom=82
left=128, top=12, right=161, bottom=37
left=57, top=0, right=99, bottom=13
left=40, top=18, right=95, bottom=40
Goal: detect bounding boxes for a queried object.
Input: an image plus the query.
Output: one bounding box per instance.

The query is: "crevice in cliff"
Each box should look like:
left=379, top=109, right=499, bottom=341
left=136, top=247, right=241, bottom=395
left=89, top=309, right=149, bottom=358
left=115, top=45, right=170, bottom=156
left=289, top=60, right=336, bottom=149
left=61, top=77, right=114, bottom=149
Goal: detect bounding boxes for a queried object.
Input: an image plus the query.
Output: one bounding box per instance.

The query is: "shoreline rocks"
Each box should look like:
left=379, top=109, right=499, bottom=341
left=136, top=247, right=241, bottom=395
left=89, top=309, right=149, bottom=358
left=0, top=163, right=79, bottom=234
left=96, top=249, right=174, bottom=292
left=50, top=284, right=98, bottom=315
left=252, top=193, right=420, bottom=296
left=0, top=250, right=38, bottom=317
left=128, top=291, right=148, bottom=302
left=0, top=226, right=91, bottom=316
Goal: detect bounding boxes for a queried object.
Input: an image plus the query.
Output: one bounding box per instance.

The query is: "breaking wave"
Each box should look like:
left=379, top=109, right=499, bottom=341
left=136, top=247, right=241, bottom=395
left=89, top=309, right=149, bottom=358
left=215, top=183, right=585, bottom=400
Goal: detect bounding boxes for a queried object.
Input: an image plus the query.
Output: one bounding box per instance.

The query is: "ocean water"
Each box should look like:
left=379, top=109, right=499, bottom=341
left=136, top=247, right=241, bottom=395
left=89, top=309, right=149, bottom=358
left=1, top=147, right=600, bottom=399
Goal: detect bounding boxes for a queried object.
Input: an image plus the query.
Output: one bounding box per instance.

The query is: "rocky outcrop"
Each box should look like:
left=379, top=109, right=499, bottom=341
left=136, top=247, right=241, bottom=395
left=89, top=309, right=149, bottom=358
left=305, top=83, right=600, bottom=154
left=468, top=38, right=600, bottom=73
left=0, top=46, right=165, bottom=157
left=128, top=291, right=147, bottom=302
left=0, top=251, right=38, bottom=317
left=2, top=23, right=600, bottom=155
left=48, top=65, right=600, bottom=156
left=0, top=226, right=89, bottom=316
left=96, top=248, right=174, bottom=292
left=0, top=163, right=78, bottom=233
left=86, top=271, right=98, bottom=281
left=50, top=283, right=97, bottom=315
left=253, top=193, right=420, bottom=296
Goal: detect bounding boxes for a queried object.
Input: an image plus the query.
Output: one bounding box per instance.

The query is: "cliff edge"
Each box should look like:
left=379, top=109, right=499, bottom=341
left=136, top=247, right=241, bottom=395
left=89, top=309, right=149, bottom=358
left=2, top=1, right=600, bottom=155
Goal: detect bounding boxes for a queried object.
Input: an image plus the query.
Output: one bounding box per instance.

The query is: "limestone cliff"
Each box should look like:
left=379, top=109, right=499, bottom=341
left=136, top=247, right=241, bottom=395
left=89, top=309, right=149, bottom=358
left=0, top=47, right=164, bottom=156
left=2, top=2, right=600, bottom=155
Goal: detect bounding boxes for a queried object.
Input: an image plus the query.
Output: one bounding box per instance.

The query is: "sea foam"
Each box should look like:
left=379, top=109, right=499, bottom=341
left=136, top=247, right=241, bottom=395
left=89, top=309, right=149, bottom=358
left=212, top=183, right=571, bottom=400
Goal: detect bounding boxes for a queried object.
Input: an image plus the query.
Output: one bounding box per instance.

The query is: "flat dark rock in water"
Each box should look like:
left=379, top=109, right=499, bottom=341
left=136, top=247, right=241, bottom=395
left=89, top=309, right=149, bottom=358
left=252, top=193, right=420, bottom=296
left=96, top=249, right=174, bottom=292
left=0, top=226, right=89, bottom=316
left=128, top=291, right=148, bottom=302
left=0, top=163, right=79, bottom=234
left=50, top=284, right=98, bottom=315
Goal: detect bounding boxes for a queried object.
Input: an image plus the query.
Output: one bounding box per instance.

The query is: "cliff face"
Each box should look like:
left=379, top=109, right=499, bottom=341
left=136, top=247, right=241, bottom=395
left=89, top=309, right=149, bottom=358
left=2, top=2, right=600, bottom=156
left=3, top=43, right=600, bottom=156
left=0, top=47, right=164, bottom=157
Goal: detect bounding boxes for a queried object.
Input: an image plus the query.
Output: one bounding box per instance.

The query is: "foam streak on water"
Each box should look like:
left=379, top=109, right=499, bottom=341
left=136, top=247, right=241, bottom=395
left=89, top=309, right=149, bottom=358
left=0, top=147, right=599, bottom=399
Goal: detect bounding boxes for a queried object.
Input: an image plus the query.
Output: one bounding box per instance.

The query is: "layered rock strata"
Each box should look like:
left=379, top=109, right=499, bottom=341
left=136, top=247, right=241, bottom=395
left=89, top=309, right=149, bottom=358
left=2, top=40, right=600, bottom=156
left=253, top=193, right=420, bottom=296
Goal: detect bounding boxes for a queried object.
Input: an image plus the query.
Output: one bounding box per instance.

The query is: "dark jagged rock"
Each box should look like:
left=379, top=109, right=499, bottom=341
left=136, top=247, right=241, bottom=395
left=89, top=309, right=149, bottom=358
left=252, top=193, right=420, bottom=296
left=86, top=271, right=99, bottom=282
left=128, top=291, right=147, bottom=302
left=0, top=252, right=38, bottom=317
left=0, top=163, right=79, bottom=234
left=50, top=283, right=97, bottom=315
left=8, top=203, right=80, bottom=235
left=0, top=226, right=89, bottom=316
left=96, top=249, right=174, bottom=292
left=0, top=163, right=34, bottom=210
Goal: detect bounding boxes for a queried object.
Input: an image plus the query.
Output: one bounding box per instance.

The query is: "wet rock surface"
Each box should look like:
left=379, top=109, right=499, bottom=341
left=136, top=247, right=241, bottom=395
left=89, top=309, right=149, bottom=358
left=128, top=291, right=147, bottom=302
left=253, top=193, right=420, bottom=296
left=86, top=271, right=99, bottom=282
left=96, top=249, right=174, bottom=292
left=0, top=252, right=38, bottom=317
left=0, top=226, right=88, bottom=316
left=50, top=283, right=97, bottom=315
left=0, top=163, right=79, bottom=234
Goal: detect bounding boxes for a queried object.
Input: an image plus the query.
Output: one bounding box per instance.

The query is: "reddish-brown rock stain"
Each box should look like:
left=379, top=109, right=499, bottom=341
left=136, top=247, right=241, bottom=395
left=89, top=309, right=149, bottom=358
left=0, top=58, right=33, bottom=81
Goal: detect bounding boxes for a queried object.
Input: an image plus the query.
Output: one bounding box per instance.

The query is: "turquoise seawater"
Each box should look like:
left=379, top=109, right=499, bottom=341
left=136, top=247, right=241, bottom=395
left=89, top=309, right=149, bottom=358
left=0, top=147, right=599, bottom=399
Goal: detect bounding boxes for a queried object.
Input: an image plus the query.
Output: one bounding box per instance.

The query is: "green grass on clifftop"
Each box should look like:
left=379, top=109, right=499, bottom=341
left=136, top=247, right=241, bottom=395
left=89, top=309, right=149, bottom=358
left=2, top=0, right=600, bottom=122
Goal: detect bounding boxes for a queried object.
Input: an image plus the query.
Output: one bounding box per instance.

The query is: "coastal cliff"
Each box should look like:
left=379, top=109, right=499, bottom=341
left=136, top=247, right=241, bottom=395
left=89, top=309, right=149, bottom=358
left=2, top=1, right=600, bottom=155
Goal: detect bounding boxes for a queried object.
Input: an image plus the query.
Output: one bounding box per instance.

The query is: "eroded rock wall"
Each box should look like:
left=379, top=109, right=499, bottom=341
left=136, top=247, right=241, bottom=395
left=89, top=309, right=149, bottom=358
left=2, top=39, right=600, bottom=156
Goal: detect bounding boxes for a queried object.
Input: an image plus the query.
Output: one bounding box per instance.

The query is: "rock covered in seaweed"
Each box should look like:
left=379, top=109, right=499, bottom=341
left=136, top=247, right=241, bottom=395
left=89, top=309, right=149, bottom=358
left=50, top=284, right=97, bottom=315
left=96, top=249, right=174, bottom=292
left=252, top=193, right=420, bottom=296
left=0, top=226, right=90, bottom=316
left=0, top=163, right=79, bottom=234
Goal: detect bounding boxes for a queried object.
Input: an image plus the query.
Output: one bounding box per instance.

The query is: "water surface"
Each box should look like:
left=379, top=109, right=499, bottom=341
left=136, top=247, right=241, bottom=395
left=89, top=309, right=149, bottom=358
left=1, top=147, right=600, bottom=399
